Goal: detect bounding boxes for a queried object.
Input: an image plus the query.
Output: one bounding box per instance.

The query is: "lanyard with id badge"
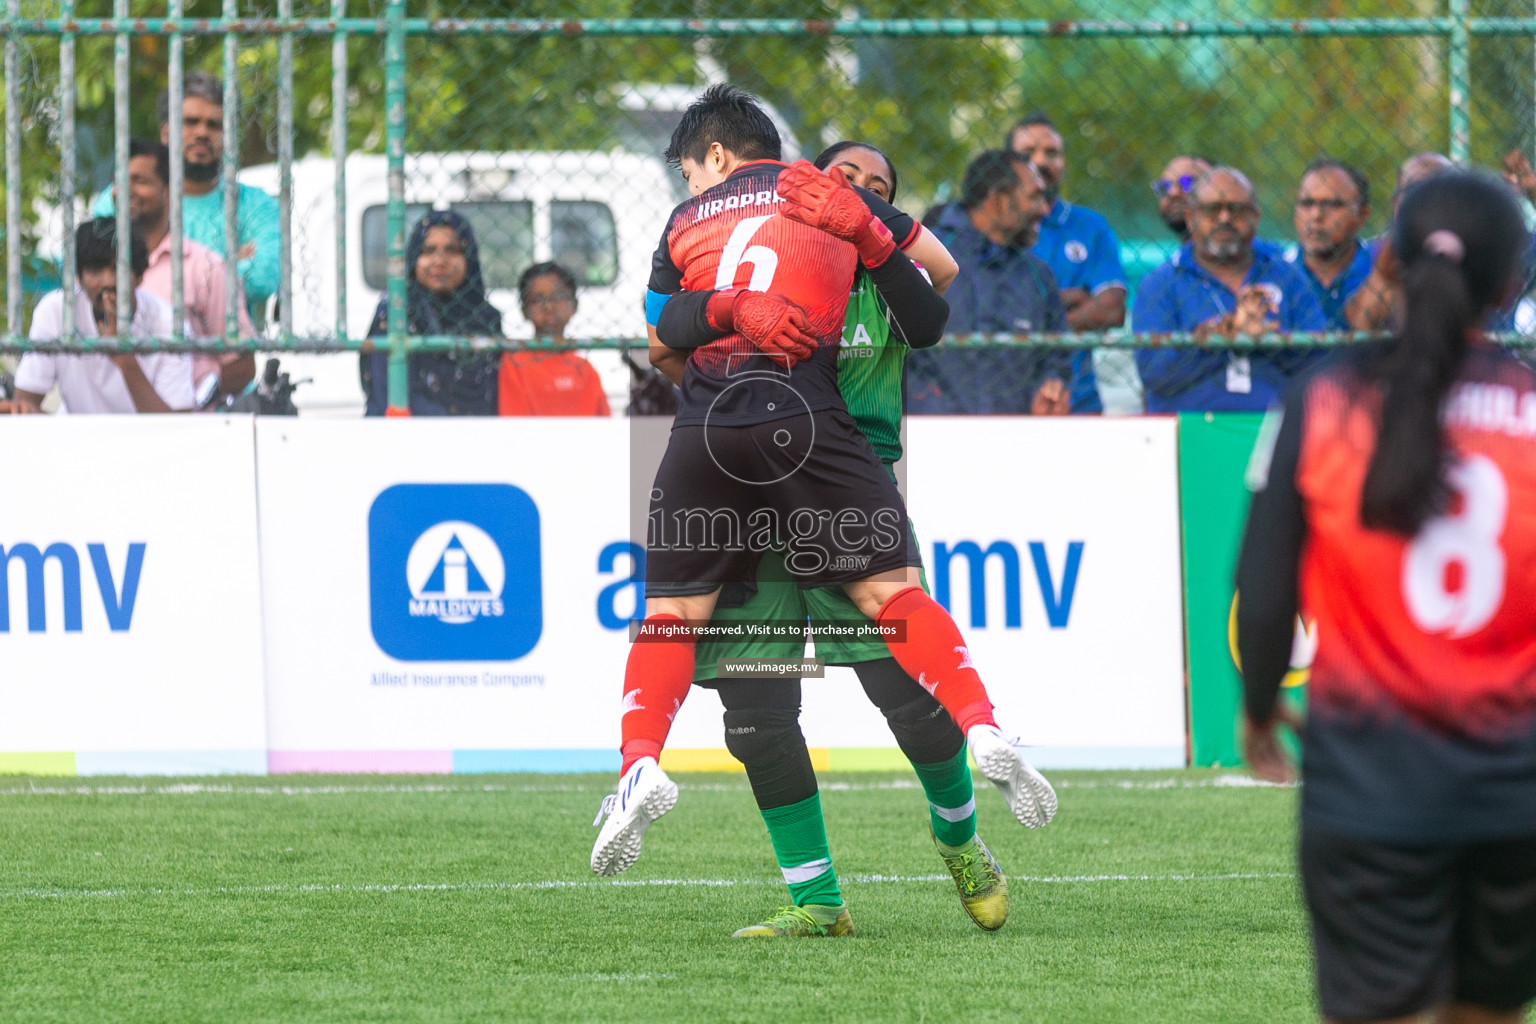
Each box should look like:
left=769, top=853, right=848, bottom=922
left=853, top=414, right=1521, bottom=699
left=1226, top=354, right=1252, bottom=394
left=1201, top=277, right=1281, bottom=395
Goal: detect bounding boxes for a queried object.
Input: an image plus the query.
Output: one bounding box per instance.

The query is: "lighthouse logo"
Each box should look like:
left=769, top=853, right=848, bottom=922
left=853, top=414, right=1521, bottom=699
left=406, top=522, right=505, bottom=624
left=369, top=484, right=542, bottom=661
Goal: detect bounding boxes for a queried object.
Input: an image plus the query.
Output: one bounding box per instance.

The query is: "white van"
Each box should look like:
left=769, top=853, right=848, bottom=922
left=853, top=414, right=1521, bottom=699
left=239, top=150, right=684, bottom=415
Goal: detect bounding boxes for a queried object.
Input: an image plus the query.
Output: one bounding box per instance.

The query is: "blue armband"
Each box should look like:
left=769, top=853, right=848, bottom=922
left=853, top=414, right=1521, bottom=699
left=645, top=290, right=673, bottom=327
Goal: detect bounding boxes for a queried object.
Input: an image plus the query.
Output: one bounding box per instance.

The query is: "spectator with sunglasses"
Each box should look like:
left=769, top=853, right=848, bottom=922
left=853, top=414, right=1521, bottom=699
left=1132, top=167, right=1326, bottom=412
left=1152, top=156, right=1212, bottom=242
left=1285, top=158, right=1374, bottom=329
left=1156, top=155, right=1285, bottom=263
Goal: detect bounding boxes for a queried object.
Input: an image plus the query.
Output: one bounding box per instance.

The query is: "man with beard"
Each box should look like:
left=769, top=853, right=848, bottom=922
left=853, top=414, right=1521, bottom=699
left=905, top=150, right=1072, bottom=414
left=124, top=139, right=256, bottom=402
left=1007, top=113, right=1126, bottom=413
left=1132, top=167, right=1326, bottom=412
left=95, top=73, right=279, bottom=326
left=13, top=218, right=193, bottom=413
left=1152, top=155, right=1213, bottom=242
left=1284, top=158, right=1373, bottom=329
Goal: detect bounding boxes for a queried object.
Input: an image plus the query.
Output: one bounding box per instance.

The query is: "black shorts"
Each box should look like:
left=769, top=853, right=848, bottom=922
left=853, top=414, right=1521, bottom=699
left=646, top=406, right=911, bottom=595
left=713, top=517, right=923, bottom=611
left=1301, top=827, right=1536, bottom=1021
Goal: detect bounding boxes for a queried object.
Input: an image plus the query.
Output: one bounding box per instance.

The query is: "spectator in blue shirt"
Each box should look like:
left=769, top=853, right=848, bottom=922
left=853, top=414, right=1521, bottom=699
left=1132, top=167, right=1328, bottom=412
left=1008, top=113, right=1127, bottom=413
left=1286, top=158, right=1374, bottom=329
left=907, top=150, right=1071, bottom=415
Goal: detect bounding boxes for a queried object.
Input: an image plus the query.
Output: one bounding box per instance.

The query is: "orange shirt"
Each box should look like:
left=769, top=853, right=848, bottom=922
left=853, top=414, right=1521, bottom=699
left=498, top=351, right=611, bottom=417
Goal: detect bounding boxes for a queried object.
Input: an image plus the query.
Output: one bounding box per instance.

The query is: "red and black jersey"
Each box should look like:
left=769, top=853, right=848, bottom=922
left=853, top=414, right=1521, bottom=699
left=1237, top=345, right=1536, bottom=843
left=1298, top=350, right=1536, bottom=740
left=647, top=160, right=918, bottom=427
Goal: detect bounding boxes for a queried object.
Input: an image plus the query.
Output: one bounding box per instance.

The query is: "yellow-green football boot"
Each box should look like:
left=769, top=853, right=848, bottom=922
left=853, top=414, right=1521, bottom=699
left=935, top=833, right=1009, bottom=930
left=731, top=903, right=854, bottom=938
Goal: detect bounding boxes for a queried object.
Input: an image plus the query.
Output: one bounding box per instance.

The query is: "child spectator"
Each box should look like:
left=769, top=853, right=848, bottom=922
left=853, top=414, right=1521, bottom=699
left=499, top=262, right=611, bottom=416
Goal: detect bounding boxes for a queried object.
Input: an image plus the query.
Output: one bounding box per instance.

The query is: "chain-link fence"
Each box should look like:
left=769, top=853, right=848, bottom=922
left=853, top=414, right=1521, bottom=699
left=5, top=2, right=1536, bottom=413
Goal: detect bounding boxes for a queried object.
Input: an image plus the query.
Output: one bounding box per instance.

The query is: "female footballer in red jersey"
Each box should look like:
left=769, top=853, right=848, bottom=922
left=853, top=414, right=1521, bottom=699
left=1237, top=170, right=1536, bottom=1024
left=589, top=86, right=1055, bottom=881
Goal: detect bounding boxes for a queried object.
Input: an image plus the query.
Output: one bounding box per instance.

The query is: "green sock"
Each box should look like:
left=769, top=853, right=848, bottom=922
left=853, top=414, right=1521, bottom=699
left=759, top=793, right=843, bottom=908
left=911, top=744, right=978, bottom=847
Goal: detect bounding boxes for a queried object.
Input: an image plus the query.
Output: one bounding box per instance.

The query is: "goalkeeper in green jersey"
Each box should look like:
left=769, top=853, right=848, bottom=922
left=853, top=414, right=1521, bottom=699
left=642, top=142, right=1056, bottom=938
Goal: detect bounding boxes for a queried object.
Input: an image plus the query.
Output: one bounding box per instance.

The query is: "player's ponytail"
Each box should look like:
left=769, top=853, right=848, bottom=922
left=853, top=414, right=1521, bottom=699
left=1359, top=170, right=1526, bottom=535
left=1359, top=240, right=1474, bottom=533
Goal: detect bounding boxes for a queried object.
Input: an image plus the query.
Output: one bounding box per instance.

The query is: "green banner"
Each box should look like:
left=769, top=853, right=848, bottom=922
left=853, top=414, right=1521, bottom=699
left=1178, top=412, right=1264, bottom=767
left=1178, top=412, right=1313, bottom=767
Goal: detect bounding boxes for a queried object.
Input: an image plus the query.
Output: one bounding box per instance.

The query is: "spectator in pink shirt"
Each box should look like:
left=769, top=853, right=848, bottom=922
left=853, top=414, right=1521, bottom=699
left=125, top=139, right=256, bottom=403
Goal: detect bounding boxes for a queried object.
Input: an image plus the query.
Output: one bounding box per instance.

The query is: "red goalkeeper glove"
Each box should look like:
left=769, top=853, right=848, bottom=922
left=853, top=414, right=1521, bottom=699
left=706, top=288, right=816, bottom=366
left=776, top=160, right=897, bottom=268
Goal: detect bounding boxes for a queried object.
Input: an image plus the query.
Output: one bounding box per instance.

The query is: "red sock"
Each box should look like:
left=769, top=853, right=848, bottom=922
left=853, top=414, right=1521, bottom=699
left=619, top=614, right=696, bottom=775
left=876, top=587, right=996, bottom=734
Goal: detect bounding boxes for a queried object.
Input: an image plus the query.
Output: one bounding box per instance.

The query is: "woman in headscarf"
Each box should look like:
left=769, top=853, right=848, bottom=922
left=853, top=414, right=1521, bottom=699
left=360, top=210, right=504, bottom=415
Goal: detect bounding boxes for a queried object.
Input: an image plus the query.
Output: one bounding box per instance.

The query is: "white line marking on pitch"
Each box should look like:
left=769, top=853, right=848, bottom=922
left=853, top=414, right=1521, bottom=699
left=0, top=871, right=1294, bottom=902
left=0, top=776, right=1291, bottom=797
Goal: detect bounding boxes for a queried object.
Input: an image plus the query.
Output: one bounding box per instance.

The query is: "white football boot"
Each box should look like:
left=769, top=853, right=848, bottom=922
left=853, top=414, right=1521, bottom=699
left=967, top=724, right=1058, bottom=829
left=590, top=757, right=679, bottom=876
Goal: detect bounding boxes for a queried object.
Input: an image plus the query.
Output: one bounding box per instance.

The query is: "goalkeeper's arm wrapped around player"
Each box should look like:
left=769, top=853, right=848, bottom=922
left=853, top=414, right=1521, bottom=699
left=655, top=287, right=816, bottom=366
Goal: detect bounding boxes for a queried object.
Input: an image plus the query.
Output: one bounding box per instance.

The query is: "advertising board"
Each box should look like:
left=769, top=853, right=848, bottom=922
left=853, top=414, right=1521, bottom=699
left=258, top=417, right=1187, bottom=772
left=0, top=417, right=268, bottom=774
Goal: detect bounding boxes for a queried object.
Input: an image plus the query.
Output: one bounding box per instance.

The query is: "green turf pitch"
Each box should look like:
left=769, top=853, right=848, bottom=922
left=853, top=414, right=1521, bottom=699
left=1, top=769, right=1311, bottom=1023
